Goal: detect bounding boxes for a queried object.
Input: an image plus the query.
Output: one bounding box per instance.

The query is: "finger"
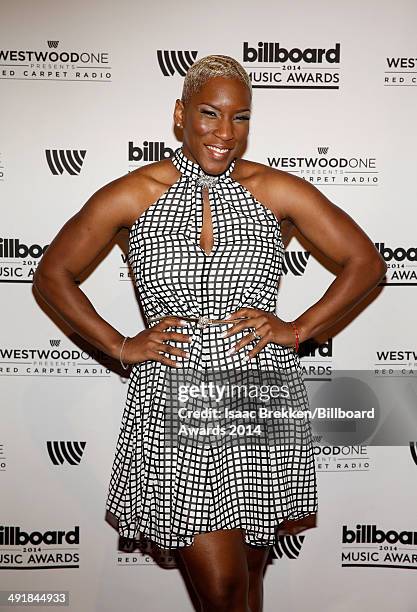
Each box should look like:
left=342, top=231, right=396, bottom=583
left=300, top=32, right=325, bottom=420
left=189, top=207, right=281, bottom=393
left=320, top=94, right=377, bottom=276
left=151, top=341, right=190, bottom=359
left=223, top=316, right=262, bottom=339
left=224, top=308, right=254, bottom=321
left=246, top=337, right=270, bottom=360
left=149, top=347, right=188, bottom=368
left=253, top=322, right=271, bottom=337
left=230, top=330, right=268, bottom=354
left=229, top=327, right=272, bottom=353
left=155, top=316, right=188, bottom=330
left=155, top=330, right=193, bottom=344
left=153, top=353, right=185, bottom=368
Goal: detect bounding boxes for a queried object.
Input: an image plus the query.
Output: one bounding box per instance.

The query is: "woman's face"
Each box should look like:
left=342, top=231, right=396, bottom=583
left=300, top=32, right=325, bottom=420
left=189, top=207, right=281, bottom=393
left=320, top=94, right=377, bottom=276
left=174, top=76, right=251, bottom=175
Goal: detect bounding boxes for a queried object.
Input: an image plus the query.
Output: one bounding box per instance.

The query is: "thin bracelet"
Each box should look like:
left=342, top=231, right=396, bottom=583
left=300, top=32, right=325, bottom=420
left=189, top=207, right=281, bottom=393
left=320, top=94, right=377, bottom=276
left=119, top=336, right=130, bottom=370
left=290, top=321, right=299, bottom=352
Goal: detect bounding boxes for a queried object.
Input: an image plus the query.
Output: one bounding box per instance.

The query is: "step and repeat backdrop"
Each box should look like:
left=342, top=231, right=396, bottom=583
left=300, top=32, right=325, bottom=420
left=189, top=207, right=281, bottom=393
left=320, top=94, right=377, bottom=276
left=1, top=1, right=417, bottom=610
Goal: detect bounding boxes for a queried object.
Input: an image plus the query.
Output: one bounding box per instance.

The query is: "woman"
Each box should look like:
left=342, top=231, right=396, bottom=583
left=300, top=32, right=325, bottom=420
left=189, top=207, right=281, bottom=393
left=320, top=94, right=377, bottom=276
left=34, top=55, right=386, bottom=612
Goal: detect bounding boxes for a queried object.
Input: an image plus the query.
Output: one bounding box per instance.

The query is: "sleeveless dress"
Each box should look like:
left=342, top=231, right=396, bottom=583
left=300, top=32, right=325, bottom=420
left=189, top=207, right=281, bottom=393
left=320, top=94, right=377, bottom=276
left=105, top=147, right=318, bottom=549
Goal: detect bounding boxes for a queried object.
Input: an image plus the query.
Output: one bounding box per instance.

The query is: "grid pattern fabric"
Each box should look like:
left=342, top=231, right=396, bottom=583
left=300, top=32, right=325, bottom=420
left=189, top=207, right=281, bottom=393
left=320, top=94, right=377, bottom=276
left=105, top=147, right=318, bottom=550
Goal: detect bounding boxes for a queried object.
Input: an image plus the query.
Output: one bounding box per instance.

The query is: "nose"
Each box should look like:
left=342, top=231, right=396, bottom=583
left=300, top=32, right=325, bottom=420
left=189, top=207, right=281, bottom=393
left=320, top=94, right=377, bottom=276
left=213, top=117, right=234, bottom=141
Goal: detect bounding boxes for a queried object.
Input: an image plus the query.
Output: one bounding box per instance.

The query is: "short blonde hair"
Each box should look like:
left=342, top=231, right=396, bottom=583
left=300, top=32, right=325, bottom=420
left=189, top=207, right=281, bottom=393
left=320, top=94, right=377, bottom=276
left=181, top=54, right=252, bottom=105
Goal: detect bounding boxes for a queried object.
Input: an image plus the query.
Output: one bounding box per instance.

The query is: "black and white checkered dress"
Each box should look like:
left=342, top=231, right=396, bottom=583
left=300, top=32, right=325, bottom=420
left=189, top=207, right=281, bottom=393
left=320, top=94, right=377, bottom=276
left=106, top=147, right=318, bottom=549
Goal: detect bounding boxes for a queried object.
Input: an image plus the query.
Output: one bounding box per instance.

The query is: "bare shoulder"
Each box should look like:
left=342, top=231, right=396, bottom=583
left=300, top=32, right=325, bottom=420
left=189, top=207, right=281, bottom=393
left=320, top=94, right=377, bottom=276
left=87, top=158, right=180, bottom=230
left=233, top=157, right=320, bottom=222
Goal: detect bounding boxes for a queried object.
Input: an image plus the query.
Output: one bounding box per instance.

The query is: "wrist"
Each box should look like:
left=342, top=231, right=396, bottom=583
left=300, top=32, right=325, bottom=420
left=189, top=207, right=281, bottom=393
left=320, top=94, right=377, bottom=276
left=107, top=333, right=126, bottom=361
left=119, top=335, right=131, bottom=370
left=286, top=320, right=299, bottom=352
left=291, top=318, right=310, bottom=344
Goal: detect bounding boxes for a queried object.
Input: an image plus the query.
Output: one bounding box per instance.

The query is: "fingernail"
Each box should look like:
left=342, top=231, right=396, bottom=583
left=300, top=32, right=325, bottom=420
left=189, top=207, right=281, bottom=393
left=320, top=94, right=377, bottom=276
left=183, top=352, right=190, bottom=358
left=179, top=319, right=187, bottom=325
left=222, top=331, right=228, bottom=338
left=243, top=354, right=251, bottom=362
left=175, top=362, right=182, bottom=368
left=226, top=347, right=235, bottom=356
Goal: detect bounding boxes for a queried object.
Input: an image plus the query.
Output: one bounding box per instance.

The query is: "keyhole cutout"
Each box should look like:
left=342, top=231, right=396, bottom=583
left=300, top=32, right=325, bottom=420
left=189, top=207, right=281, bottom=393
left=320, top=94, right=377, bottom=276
left=199, top=187, right=214, bottom=256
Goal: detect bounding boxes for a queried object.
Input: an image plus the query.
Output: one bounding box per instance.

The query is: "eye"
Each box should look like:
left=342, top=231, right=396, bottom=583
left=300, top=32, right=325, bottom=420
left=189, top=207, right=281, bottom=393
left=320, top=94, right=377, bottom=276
left=201, top=109, right=217, bottom=117
left=235, top=115, right=250, bottom=121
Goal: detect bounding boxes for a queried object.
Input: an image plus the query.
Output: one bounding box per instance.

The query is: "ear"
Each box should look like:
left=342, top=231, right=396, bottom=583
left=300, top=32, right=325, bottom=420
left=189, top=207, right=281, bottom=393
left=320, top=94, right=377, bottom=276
left=173, top=98, right=185, bottom=128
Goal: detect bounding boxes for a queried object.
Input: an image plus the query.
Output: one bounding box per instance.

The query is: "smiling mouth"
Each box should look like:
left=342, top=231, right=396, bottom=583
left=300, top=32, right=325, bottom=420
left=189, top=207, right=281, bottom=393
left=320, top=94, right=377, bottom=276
left=205, top=144, right=232, bottom=156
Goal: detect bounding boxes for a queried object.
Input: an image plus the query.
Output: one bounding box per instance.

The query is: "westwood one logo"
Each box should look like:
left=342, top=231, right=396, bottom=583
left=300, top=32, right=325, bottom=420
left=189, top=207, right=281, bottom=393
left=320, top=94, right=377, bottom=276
left=0, top=339, right=111, bottom=377
left=0, top=40, right=111, bottom=81
left=47, top=441, right=86, bottom=466
left=267, top=147, right=378, bottom=186
left=243, top=41, right=341, bottom=89
left=157, top=50, right=197, bottom=76
left=45, top=149, right=86, bottom=175
left=384, top=54, right=417, bottom=86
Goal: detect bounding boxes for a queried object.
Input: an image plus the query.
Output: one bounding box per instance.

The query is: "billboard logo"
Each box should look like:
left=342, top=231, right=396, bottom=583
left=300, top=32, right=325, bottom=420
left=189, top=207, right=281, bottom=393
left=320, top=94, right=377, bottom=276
left=243, top=42, right=340, bottom=64
left=374, top=242, right=417, bottom=262
left=47, top=41, right=59, bottom=48
left=45, top=149, right=86, bottom=175
left=375, top=242, right=417, bottom=285
left=243, top=41, right=341, bottom=90
left=128, top=141, right=174, bottom=164
left=0, top=524, right=80, bottom=569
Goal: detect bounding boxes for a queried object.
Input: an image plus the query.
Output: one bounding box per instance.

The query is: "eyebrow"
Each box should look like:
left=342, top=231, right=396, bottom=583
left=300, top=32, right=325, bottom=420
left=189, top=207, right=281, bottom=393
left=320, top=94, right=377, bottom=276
left=199, top=103, right=251, bottom=113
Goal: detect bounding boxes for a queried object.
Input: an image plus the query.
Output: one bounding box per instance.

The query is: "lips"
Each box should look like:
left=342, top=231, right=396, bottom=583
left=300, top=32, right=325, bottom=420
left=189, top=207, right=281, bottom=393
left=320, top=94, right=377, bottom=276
left=205, top=144, right=232, bottom=160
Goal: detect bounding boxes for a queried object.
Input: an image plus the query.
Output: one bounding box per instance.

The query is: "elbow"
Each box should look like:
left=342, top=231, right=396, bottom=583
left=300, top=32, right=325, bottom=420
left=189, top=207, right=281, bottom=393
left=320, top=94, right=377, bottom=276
left=33, top=265, right=70, bottom=299
left=373, top=252, right=388, bottom=281
left=33, top=259, right=51, bottom=289
left=380, top=261, right=388, bottom=279
left=365, top=254, right=388, bottom=286
left=33, top=264, right=44, bottom=291
left=346, top=252, right=387, bottom=285
left=33, top=266, right=54, bottom=299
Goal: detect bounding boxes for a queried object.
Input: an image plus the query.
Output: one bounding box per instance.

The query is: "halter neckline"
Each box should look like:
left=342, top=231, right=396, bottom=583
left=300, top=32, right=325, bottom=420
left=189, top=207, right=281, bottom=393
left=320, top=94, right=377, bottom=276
left=171, top=147, right=236, bottom=184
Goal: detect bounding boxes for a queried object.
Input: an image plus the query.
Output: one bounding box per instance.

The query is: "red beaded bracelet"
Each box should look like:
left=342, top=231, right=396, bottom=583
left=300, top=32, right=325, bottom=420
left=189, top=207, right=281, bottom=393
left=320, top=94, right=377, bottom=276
left=290, top=321, right=299, bottom=352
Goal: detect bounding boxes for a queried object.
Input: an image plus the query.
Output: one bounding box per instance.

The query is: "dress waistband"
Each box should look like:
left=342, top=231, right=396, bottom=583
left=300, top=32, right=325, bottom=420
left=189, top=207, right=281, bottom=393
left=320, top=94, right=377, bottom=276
left=147, top=314, right=248, bottom=329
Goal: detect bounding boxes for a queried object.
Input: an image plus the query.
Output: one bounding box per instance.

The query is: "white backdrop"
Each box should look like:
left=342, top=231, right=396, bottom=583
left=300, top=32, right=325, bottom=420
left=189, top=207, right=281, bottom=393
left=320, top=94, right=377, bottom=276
left=1, top=1, right=417, bottom=610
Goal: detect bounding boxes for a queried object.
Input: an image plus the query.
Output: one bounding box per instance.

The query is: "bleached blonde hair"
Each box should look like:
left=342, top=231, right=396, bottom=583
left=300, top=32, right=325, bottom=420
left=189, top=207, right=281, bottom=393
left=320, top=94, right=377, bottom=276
left=181, top=54, right=252, bottom=105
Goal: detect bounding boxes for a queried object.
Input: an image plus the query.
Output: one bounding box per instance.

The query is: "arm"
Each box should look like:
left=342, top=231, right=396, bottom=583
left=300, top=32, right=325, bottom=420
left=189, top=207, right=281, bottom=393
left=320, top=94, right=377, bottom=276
left=279, top=218, right=296, bottom=249
left=33, top=173, right=146, bottom=359
left=268, top=171, right=387, bottom=342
